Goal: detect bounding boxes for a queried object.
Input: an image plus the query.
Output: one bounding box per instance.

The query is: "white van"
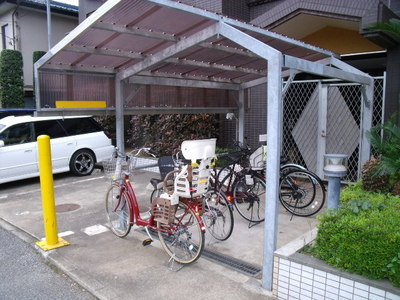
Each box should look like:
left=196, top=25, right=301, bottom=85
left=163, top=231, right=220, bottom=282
left=0, top=115, right=114, bottom=184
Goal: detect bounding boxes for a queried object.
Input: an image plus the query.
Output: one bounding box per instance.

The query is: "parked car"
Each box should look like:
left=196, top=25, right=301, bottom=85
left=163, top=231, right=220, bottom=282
left=0, top=115, right=115, bottom=184
left=0, top=108, right=35, bottom=119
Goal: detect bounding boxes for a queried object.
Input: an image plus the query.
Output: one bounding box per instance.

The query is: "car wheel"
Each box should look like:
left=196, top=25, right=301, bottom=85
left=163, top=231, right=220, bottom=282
left=70, top=149, right=95, bottom=176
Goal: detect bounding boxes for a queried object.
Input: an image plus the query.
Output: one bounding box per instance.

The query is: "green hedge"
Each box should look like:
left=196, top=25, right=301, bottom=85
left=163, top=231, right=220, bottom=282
left=0, top=49, right=24, bottom=108
left=313, top=184, right=400, bottom=287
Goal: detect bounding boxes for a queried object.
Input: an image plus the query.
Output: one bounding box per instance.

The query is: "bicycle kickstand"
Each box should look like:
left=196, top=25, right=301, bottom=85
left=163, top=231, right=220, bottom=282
left=142, top=226, right=153, bottom=246
left=167, top=254, right=184, bottom=272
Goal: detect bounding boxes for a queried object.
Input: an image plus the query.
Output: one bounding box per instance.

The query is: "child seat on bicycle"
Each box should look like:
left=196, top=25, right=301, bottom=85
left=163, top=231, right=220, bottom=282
left=159, top=138, right=216, bottom=205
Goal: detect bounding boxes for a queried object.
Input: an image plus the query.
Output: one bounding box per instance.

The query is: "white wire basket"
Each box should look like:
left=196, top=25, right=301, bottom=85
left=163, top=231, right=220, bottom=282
left=102, top=154, right=137, bottom=181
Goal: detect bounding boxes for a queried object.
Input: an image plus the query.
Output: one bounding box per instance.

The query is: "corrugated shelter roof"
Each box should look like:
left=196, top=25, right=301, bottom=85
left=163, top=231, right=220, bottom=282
left=36, top=0, right=370, bottom=90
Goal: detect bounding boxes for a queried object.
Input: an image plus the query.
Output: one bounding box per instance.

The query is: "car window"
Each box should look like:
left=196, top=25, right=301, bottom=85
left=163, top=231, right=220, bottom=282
left=59, top=118, right=103, bottom=136
left=0, top=123, right=34, bottom=146
left=34, top=120, right=67, bottom=139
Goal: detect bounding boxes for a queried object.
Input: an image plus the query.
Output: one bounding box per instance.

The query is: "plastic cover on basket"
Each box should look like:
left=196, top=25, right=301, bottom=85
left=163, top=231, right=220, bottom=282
left=181, top=138, right=216, bottom=162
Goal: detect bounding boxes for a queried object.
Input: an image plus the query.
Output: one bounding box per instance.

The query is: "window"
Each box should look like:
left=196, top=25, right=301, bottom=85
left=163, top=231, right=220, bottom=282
left=34, top=120, right=67, bottom=139
left=0, top=123, right=33, bottom=146
left=59, top=118, right=102, bottom=135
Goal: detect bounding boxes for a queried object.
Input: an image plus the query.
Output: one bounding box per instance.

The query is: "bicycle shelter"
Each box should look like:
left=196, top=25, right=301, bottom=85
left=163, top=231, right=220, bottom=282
left=34, top=0, right=374, bottom=291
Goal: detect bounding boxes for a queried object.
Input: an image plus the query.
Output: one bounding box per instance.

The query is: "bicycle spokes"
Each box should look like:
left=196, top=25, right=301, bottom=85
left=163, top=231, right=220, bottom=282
left=157, top=202, right=204, bottom=264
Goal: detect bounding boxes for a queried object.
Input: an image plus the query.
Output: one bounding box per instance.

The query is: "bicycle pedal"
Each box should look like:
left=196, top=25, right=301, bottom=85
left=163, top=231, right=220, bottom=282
left=142, top=238, right=153, bottom=246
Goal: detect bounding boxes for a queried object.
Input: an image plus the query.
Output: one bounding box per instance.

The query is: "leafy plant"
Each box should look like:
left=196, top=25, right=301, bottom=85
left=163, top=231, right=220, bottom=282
left=347, top=200, right=371, bottom=214
left=383, top=252, right=400, bottom=287
left=366, top=115, right=400, bottom=188
left=0, top=50, right=24, bottom=108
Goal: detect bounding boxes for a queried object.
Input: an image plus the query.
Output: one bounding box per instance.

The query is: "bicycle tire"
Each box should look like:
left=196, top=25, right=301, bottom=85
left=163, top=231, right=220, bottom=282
left=157, top=201, right=205, bottom=264
left=105, top=184, right=132, bottom=237
left=203, top=191, right=234, bottom=241
left=279, top=169, right=325, bottom=217
left=280, top=164, right=305, bottom=177
left=232, top=172, right=266, bottom=223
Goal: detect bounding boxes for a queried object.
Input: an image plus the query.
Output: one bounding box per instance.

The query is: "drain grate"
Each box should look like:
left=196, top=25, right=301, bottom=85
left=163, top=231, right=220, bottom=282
left=202, top=248, right=262, bottom=277
left=142, top=228, right=262, bottom=277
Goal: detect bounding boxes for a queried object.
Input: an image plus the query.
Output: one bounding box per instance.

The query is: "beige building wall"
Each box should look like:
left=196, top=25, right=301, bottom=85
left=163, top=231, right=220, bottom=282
left=18, top=8, right=77, bottom=90
left=0, top=11, right=14, bottom=50
left=0, top=7, right=77, bottom=91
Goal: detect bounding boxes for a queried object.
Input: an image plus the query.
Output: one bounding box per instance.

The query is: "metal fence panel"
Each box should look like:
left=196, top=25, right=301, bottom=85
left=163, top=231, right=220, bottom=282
left=282, top=77, right=384, bottom=182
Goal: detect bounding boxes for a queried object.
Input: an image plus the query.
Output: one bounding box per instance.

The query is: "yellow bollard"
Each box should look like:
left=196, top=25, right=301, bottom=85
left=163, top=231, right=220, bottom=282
left=36, top=135, right=70, bottom=251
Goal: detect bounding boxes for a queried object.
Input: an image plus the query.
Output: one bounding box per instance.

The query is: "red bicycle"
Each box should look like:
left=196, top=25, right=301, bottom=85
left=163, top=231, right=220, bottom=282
left=104, top=149, right=205, bottom=265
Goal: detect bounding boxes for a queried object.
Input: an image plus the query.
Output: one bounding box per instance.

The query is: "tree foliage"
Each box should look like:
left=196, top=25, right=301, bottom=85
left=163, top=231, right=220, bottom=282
left=369, top=18, right=400, bottom=38
left=128, top=114, right=218, bottom=155
left=0, top=50, right=24, bottom=108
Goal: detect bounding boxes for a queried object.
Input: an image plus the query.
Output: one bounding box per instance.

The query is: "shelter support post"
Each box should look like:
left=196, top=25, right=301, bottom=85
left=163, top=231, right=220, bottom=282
left=263, top=54, right=283, bottom=291
left=115, top=77, right=125, bottom=152
left=238, top=89, right=245, bottom=143
left=359, top=80, right=374, bottom=172
left=34, top=67, right=41, bottom=113
left=316, top=82, right=328, bottom=178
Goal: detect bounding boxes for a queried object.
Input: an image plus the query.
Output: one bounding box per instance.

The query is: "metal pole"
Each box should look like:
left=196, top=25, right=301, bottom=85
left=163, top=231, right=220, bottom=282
left=359, top=80, right=374, bottom=170
left=238, top=89, right=245, bottom=143
left=46, top=0, right=52, bottom=50
left=324, top=154, right=348, bottom=209
left=327, top=176, right=342, bottom=209
left=34, top=66, right=41, bottom=112
left=263, top=53, right=283, bottom=290
left=115, top=77, right=125, bottom=152
left=316, top=82, right=327, bottom=178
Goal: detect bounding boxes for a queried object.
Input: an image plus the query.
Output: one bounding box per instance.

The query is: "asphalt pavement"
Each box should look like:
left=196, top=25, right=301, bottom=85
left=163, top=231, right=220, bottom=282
left=0, top=168, right=320, bottom=300
left=0, top=222, right=95, bottom=300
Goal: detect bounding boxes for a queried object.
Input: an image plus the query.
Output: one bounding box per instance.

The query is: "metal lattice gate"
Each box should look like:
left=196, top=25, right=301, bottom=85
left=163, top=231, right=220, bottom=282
left=282, top=77, right=385, bottom=182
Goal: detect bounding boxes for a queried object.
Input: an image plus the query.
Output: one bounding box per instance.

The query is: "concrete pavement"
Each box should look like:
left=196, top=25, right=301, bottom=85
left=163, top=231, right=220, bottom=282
left=0, top=168, right=320, bottom=300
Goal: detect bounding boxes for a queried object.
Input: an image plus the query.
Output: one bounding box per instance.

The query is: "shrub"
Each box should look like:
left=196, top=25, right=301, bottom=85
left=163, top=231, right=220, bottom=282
left=128, top=114, right=218, bottom=155
left=33, top=51, right=46, bottom=64
left=94, top=115, right=116, bottom=139
left=33, top=51, right=46, bottom=98
left=314, top=187, right=400, bottom=286
left=340, top=181, right=396, bottom=205
left=0, top=49, right=24, bottom=108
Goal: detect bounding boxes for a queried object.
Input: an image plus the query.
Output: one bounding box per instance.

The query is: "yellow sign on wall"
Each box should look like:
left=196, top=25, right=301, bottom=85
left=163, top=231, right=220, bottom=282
left=55, top=101, right=107, bottom=108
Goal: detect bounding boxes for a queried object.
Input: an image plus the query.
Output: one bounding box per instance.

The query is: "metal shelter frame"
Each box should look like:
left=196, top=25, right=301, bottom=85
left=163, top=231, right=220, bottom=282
left=34, top=0, right=374, bottom=291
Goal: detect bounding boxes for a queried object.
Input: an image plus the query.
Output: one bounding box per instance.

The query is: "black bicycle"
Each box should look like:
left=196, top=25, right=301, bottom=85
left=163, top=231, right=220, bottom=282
left=212, top=142, right=326, bottom=223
